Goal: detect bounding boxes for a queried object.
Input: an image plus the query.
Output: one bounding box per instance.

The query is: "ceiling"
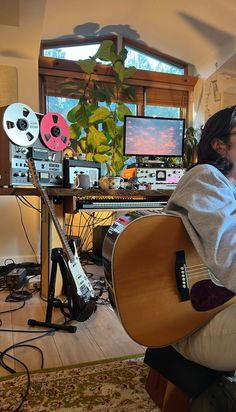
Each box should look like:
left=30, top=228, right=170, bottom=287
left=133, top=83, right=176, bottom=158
left=0, top=0, right=235, bottom=77
left=40, top=0, right=236, bottom=76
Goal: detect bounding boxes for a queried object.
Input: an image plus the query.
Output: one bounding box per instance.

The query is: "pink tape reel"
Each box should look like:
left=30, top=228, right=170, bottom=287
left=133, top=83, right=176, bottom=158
left=40, top=112, right=70, bottom=151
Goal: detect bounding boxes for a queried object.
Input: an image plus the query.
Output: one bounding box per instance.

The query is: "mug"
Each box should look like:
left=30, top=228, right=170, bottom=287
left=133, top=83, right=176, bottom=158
left=99, top=176, right=124, bottom=190
left=73, top=173, right=91, bottom=189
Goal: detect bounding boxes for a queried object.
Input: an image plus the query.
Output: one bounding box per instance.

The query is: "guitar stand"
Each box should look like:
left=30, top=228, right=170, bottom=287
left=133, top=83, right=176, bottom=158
left=28, top=248, right=77, bottom=333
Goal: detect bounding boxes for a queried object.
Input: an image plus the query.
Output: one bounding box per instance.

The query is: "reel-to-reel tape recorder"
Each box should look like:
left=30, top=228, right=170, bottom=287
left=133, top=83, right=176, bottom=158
left=0, top=102, right=70, bottom=187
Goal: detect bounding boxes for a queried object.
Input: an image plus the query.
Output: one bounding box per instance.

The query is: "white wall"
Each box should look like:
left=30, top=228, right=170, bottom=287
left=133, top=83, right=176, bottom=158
left=0, top=0, right=46, bottom=264
left=193, top=53, right=236, bottom=131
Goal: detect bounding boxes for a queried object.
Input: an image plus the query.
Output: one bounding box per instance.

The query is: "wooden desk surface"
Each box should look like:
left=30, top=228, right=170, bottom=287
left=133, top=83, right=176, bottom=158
left=0, top=187, right=173, bottom=199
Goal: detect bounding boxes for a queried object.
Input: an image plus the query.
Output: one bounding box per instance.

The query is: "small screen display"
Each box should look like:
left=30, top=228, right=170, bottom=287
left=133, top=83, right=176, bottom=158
left=124, top=115, right=185, bottom=157
left=40, top=172, right=49, bottom=179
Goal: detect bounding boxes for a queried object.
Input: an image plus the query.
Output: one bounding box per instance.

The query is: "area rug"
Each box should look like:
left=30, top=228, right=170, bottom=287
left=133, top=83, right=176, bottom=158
left=0, top=355, right=160, bottom=411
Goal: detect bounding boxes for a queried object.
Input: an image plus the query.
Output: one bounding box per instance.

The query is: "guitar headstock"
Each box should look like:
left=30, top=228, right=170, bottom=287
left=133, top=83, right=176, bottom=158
left=27, top=158, right=41, bottom=189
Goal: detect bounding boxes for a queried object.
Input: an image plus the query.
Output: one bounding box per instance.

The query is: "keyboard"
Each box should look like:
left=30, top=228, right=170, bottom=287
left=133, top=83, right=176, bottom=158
left=76, top=200, right=167, bottom=211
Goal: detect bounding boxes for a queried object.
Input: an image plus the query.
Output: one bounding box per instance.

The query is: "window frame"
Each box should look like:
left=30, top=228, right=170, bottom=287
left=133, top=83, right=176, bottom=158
left=40, top=35, right=118, bottom=57
left=122, top=37, right=188, bottom=75
left=39, top=37, right=197, bottom=124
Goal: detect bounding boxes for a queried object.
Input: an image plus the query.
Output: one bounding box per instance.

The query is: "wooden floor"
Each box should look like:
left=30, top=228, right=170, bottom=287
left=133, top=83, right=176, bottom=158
left=0, top=265, right=144, bottom=377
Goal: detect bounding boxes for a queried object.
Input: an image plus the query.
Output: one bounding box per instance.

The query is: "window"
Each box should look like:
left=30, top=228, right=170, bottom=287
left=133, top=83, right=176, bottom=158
left=43, top=43, right=101, bottom=61
left=145, top=106, right=180, bottom=118
left=125, top=46, right=184, bottom=75
left=40, top=37, right=196, bottom=128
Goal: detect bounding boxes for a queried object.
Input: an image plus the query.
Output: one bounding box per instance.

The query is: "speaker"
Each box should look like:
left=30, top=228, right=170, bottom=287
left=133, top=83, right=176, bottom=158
left=93, top=225, right=110, bottom=264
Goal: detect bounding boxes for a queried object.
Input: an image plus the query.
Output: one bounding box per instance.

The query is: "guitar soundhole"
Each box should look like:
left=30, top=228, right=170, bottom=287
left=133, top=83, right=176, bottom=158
left=191, top=280, right=234, bottom=311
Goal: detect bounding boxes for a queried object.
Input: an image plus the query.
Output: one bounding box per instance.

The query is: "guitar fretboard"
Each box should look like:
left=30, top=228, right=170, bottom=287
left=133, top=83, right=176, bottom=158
left=41, top=188, right=75, bottom=263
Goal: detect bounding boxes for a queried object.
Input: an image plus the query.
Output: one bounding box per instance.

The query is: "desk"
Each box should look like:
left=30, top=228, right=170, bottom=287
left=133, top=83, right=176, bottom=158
left=0, top=187, right=173, bottom=298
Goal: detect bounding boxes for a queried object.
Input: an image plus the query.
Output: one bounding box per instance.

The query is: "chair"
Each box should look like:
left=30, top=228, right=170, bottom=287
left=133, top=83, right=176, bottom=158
left=144, top=346, right=224, bottom=412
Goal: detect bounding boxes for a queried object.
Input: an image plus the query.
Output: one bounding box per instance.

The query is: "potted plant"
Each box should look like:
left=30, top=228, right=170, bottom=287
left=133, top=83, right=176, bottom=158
left=61, top=40, right=137, bottom=176
left=183, top=126, right=198, bottom=168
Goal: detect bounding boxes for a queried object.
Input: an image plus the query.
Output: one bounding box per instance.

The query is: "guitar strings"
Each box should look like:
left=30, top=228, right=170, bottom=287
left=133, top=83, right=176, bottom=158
left=181, top=263, right=211, bottom=285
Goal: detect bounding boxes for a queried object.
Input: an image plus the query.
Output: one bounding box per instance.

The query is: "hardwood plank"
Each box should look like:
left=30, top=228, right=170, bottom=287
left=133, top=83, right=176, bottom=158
left=10, top=293, right=62, bottom=372
left=0, top=266, right=145, bottom=378
left=85, top=305, right=145, bottom=358
left=0, top=293, right=15, bottom=376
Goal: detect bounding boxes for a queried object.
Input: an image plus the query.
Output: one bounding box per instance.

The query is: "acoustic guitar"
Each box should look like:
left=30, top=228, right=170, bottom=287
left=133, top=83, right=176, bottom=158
left=28, top=158, right=96, bottom=321
left=103, top=211, right=236, bottom=347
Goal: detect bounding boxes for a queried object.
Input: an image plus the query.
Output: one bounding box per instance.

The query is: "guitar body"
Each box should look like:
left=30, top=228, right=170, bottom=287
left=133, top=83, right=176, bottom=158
left=59, top=254, right=96, bottom=322
left=103, top=212, right=236, bottom=347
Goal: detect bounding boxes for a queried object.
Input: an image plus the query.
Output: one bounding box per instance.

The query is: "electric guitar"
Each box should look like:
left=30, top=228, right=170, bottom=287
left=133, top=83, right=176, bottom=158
left=28, top=158, right=96, bottom=321
left=104, top=213, right=236, bottom=347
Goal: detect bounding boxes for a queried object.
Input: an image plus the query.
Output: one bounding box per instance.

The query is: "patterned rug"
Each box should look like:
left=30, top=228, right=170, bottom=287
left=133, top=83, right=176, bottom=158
left=0, top=355, right=160, bottom=411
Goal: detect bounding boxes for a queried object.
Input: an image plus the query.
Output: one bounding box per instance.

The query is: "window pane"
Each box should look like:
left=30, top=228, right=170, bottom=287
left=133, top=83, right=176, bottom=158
left=43, top=44, right=100, bottom=61
left=45, top=96, right=78, bottom=120
left=145, top=105, right=180, bottom=118
left=125, top=46, right=184, bottom=75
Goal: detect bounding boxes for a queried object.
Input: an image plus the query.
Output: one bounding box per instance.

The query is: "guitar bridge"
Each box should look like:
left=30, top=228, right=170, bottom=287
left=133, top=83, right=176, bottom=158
left=175, top=250, right=190, bottom=301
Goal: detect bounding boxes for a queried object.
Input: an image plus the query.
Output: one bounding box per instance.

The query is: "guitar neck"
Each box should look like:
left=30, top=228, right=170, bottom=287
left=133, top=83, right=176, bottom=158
left=40, top=188, right=74, bottom=263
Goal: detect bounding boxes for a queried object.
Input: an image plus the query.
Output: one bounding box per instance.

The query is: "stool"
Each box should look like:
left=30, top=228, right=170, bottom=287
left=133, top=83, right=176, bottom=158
left=144, top=346, right=224, bottom=411
left=145, top=367, right=189, bottom=412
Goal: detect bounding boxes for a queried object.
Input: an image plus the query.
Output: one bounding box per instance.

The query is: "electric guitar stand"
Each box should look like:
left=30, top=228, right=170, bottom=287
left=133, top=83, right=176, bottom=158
left=28, top=248, right=77, bottom=333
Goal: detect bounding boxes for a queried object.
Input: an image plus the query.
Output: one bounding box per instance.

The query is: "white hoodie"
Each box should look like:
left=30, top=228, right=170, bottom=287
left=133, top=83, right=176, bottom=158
left=165, top=163, right=236, bottom=293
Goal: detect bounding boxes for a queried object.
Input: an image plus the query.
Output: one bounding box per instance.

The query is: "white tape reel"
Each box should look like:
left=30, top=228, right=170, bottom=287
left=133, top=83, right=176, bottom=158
left=3, top=102, right=39, bottom=146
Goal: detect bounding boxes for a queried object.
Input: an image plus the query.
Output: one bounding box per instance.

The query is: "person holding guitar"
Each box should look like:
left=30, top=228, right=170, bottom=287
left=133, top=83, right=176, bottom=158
left=165, top=105, right=236, bottom=410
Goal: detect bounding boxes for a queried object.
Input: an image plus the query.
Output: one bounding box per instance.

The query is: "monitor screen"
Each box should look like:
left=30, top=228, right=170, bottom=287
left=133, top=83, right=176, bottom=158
left=124, top=115, right=185, bottom=157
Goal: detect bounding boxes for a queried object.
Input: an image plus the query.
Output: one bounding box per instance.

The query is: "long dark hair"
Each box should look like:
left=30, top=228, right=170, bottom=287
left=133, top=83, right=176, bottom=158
left=197, top=105, right=236, bottom=173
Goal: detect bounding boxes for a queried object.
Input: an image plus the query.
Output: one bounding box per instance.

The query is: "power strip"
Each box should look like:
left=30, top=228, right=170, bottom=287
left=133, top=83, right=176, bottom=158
left=6, top=268, right=27, bottom=289
left=27, top=275, right=41, bottom=291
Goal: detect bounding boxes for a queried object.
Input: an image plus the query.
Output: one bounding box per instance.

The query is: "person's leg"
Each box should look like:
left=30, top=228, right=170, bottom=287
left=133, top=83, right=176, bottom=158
left=190, top=377, right=236, bottom=412
left=174, top=304, right=236, bottom=371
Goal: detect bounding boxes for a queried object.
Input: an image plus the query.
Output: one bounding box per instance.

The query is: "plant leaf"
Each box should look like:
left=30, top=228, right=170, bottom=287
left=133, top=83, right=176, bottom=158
left=86, top=152, right=95, bottom=161
left=117, top=48, right=128, bottom=64
left=77, top=137, right=87, bottom=152
left=67, top=104, right=81, bottom=123
left=69, top=123, right=82, bottom=139
left=93, top=40, right=116, bottom=62
left=113, top=61, right=125, bottom=83
left=96, top=144, right=111, bottom=154
left=93, top=153, right=111, bottom=163
left=122, top=85, right=137, bottom=101
left=87, top=125, right=107, bottom=150
left=104, top=117, right=117, bottom=138
left=117, top=103, right=132, bottom=121
left=89, top=106, right=110, bottom=123
left=124, top=66, right=137, bottom=79
left=77, top=58, right=96, bottom=74
left=75, top=105, right=89, bottom=128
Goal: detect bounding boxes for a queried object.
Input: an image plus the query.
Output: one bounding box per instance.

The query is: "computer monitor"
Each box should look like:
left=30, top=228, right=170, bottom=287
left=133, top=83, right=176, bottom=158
left=124, top=115, right=185, bottom=157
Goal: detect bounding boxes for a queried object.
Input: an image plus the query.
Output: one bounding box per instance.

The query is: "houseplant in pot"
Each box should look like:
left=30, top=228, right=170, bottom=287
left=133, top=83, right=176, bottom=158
left=183, top=126, right=198, bottom=168
left=61, top=40, right=137, bottom=178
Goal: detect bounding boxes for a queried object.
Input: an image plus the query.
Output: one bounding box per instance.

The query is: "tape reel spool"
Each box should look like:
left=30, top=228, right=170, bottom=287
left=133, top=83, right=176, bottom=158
left=40, top=112, right=70, bottom=152
left=2, top=102, right=39, bottom=146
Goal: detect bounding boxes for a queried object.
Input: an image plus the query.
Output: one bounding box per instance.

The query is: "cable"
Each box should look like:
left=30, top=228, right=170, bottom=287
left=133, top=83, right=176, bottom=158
left=0, top=330, right=54, bottom=411
left=16, top=195, right=41, bottom=213
left=0, top=300, right=25, bottom=315
left=0, top=350, right=31, bottom=411
left=15, top=197, right=38, bottom=263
